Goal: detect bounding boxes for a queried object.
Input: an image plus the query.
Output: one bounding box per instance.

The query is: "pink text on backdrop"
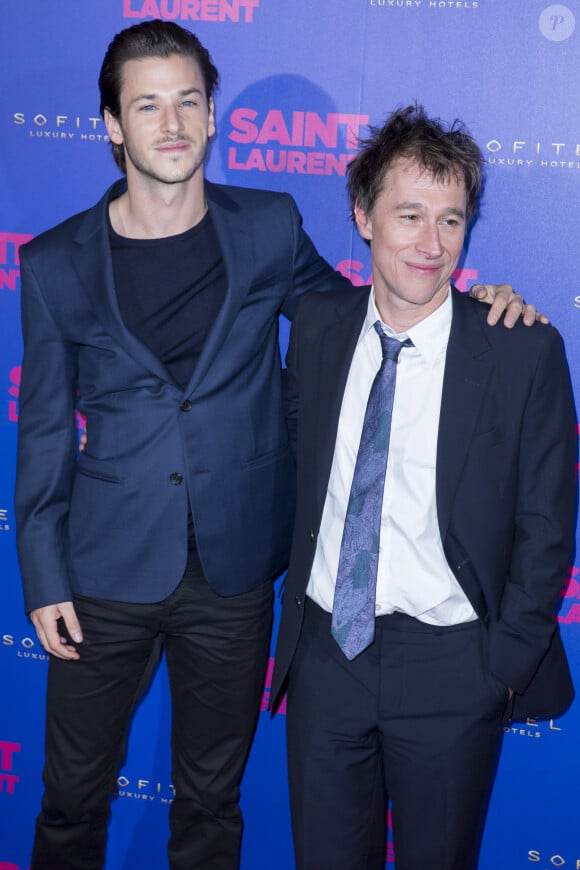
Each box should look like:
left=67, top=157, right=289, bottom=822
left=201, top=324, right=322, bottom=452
left=559, top=565, right=580, bottom=625
left=123, top=0, right=259, bottom=22
left=8, top=367, right=20, bottom=423
left=0, top=741, right=20, bottom=795
left=228, top=109, right=369, bottom=176
left=0, top=233, right=33, bottom=292
left=260, top=657, right=286, bottom=714
left=336, top=262, right=478, bottom=292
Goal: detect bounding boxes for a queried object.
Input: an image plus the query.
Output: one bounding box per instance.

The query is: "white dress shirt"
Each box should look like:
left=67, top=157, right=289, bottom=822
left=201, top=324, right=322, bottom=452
left=306, top=287, right=477, bottom=626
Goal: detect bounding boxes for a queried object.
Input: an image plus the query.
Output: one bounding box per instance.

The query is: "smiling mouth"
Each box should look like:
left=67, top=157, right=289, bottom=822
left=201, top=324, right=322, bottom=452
left=406, top=262, right=442, bottom=274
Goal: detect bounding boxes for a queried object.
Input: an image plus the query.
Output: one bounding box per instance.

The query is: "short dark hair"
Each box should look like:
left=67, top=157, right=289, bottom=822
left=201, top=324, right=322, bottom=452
left=99, top=19, right=219, bottom=173
left=347, top=104, right=483, bottom=224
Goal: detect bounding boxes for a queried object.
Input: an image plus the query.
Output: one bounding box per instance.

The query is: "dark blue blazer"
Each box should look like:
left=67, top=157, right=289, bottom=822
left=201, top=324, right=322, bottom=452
left=272, top=286, right=577, bottom=721
left=15, top=179, right=349, bottom=612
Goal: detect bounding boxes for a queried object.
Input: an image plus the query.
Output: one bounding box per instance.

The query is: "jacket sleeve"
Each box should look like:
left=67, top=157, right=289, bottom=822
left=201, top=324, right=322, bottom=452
left=279, top=193, right=351, bottom=322
left=489, top=327, right=577, bottom=694
left=14, top=248, right=79, bottom=612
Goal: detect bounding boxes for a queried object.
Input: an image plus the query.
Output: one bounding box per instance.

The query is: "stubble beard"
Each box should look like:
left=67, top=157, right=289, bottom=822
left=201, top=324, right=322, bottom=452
left=124, top=134, right=208, bottom=186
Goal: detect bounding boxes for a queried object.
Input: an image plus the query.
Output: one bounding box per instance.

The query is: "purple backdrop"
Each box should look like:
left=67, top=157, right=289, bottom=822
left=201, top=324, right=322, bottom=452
left=1, top=2, right=579, bottom=868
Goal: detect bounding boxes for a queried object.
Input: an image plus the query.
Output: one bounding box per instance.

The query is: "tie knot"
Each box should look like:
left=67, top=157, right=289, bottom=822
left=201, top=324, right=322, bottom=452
left=373, top=321, right=412, bottom=362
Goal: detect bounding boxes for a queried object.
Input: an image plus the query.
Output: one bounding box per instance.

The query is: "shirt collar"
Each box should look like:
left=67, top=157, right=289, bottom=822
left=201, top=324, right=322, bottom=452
left=361, top=286, right=453, bottom=365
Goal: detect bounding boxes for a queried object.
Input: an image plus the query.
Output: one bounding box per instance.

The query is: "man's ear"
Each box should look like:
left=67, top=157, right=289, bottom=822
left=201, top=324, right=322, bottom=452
left=103, top=108, right=123, bottom=145
left=208, top=97, right=216, bottom=138
left=354, top=202, right=372, bottom=241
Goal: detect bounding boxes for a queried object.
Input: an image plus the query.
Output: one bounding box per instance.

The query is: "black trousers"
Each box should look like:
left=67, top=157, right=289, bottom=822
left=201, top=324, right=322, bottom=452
left=31, top=564, right=273, bottom=870
left=286, top=600, right=507, bottom=870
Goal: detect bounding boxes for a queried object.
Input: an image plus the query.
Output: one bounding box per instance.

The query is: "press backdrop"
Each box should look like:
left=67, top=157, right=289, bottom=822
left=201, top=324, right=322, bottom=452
left=1, top=2, right=579, bottom=868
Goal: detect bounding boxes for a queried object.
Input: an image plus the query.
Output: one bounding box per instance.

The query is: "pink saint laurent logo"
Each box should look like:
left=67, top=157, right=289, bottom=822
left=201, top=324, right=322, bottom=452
left=7, top=367, right=20, bottom=423
left=260, top=657, right=286, bottom=714
left=559, top=565, right=580, bottom=626
left=0, top=741, right=20, bottom=795
left=0, top=233, right=32, bottom=292
left=227, top=108, right=369, bottom=177
left=335, top=263, right=479, bottom=293
left=123, top=0, right=259, bottom=22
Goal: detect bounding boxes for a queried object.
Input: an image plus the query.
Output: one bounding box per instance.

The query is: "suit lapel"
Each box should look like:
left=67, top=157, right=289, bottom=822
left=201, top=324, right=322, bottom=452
left=185, top=182, right=254, bottom=396
left=71, top=180, right=178, bottom=385
left=436, top=289, right=493, bottom=540
left=310, top=291, right=369, bottom=519
left=71, top=180, right=255, bottom=395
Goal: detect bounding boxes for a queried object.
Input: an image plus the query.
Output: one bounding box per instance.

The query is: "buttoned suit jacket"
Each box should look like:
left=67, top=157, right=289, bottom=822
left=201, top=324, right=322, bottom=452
left=15, top=179, right=350, bottom=613
left=271, top=286, right=576, bottom=721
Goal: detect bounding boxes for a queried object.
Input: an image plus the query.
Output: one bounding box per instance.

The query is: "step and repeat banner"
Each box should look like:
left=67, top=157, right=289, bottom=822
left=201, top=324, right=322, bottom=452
left=1, top=1, right=579, bottom=868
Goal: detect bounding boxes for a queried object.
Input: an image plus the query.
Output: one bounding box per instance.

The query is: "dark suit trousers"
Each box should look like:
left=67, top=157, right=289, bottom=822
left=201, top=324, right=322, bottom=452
left=286, top=600, right=506, bottom=870
left=30, top=564, right=273, bottom=870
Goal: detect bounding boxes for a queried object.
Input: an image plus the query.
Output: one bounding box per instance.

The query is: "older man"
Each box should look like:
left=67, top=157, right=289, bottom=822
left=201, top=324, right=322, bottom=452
left=271, top=105, right=575, bottom=870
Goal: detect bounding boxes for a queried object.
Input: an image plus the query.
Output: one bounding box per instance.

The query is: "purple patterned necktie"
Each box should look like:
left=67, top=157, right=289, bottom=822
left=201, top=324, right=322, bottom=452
left=331, top=322, right=412, bottom=660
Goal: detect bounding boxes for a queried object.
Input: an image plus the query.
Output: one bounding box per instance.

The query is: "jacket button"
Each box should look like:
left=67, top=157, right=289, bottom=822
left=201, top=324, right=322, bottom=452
left=295, top=596, right=304, bottom=607
left=309, top=530, right=316, bottom=541
left=181, top=400, right=192, bottom=412
left=169, top=472, right=183, bottom=485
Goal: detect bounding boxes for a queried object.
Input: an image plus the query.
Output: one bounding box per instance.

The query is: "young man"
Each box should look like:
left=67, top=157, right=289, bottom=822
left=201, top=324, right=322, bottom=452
left=271, top=106, right=576, bottom=870
left=15, top=20, right=537, bottom=870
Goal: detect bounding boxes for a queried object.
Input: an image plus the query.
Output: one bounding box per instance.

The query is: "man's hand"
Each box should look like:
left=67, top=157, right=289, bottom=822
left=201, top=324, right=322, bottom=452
left=30, top=601, right=83, bottom=660
left=469, top=283, right=549, bottom=328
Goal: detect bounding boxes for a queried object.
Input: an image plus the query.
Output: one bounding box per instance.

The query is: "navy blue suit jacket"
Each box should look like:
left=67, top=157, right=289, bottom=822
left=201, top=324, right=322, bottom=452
left=272, top=286, right=576, bottom=720
left=15, top=179, right=349, bottom=612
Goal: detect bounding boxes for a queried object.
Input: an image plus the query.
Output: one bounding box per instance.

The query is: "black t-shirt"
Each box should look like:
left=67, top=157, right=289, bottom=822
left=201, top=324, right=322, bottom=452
left=110, top=210, right=226, bottom=390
